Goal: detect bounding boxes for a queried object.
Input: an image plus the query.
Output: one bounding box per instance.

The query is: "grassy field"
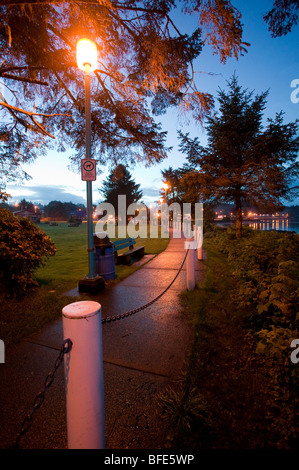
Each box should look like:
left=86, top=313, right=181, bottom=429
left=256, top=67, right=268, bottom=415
left=34, top=221, right=170, bottom=291
left=1, top=221, right=170, bottom=346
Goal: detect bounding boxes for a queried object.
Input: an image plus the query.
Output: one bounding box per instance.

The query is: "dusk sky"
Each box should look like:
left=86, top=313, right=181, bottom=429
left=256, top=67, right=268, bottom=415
left=6, top=0, right=299, bottom=207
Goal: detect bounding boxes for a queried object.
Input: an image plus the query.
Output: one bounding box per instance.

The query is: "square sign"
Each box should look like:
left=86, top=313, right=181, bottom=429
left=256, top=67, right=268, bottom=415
left=81, top=159, right=96, bottom=181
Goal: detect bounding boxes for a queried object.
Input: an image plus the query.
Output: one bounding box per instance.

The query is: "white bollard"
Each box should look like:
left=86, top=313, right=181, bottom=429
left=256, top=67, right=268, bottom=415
left=186, top=239, right=196, bottom=290
left=197, top=226, right=203, bottom=260
left=62, top=301, right=105, bottom=449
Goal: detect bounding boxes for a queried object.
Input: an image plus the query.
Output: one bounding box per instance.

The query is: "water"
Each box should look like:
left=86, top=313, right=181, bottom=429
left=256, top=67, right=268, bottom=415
left=246, top=219, right=299, bottom=234
left=216, top=219, right=299, bottom=234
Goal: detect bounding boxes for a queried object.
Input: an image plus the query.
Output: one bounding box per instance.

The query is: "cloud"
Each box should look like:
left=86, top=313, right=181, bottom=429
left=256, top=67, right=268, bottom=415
left=7, top=184, right=87, bottom=205
left=6, top=182, right=164, bottom=206
left=142, top=187, right=160, bottom=198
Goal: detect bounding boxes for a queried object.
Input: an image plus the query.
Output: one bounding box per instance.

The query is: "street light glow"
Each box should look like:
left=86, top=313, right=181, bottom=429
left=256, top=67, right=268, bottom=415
left=76, top=38, right=97, bottom=72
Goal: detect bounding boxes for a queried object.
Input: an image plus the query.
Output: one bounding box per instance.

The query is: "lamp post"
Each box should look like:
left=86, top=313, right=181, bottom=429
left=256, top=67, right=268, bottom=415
left=77, top=39, right=103, bottom=293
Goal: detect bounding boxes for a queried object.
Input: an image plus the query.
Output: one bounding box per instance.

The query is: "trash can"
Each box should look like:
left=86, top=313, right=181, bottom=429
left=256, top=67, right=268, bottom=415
left=94, top=232, right=116, bottom=280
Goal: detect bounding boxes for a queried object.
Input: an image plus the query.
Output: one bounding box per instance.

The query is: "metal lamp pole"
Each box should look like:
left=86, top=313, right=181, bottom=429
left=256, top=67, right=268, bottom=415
left=163, top=183, right=168, bottom=204
left=77, top=39, right=97, bottom=281
left=84, top=63, right=95, bottom=279
left=163, top=183, right=169, bottom=231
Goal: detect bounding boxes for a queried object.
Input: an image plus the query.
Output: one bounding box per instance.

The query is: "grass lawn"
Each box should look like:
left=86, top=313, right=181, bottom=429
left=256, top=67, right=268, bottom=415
left=0, top=222, right=170, bottom=346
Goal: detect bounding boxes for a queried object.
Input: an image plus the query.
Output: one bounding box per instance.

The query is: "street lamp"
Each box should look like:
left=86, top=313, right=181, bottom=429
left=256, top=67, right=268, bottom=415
left=77, top=38, right=103, bottom=293
left=162, top=182, right=169, bottom=203
left=77, top=39, right=97, bottom=73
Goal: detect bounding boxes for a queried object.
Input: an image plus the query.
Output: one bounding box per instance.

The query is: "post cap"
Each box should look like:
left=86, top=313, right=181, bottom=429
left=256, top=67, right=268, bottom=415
left=62, top=301, right=101, bottom=319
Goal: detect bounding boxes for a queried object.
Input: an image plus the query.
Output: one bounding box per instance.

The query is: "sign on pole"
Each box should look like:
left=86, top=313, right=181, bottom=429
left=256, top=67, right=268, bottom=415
left=81, top=159, right=96, bottom=181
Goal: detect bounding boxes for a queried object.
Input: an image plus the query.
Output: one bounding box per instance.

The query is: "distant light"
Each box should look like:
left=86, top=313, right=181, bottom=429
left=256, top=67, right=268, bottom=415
left=76, top=39, right=97, bottom=72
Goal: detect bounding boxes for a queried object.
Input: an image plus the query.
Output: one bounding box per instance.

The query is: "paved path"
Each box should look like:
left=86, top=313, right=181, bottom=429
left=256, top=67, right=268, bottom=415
left=0, top=232, right=205, bottom=449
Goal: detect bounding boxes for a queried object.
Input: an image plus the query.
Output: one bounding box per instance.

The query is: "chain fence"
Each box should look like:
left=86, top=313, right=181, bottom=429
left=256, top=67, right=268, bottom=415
left=13, top=339, right=72, bottom=449
left=101, top=248, right=189, bottom=323
left=12, top=248, right=189, bottom=448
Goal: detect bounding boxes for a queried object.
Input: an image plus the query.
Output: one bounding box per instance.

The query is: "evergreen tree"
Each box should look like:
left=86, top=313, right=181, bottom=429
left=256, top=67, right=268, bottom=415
left=18, top=198, right=34, bottom=211
left=100, top=164, right=143, bottom=220
left=264, top=0, right=299, bottom=37
left=43, top=200, right=68, bottom=220
left=179, top=76, right=299, bottom=238
left=160, top=166, right=186, bottom=204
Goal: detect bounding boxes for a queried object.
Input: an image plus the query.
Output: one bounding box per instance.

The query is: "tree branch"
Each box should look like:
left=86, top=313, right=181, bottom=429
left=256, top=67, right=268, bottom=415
left=0, top=101, right=71, bottom=138
left=2, top=72, right=49, bottom=86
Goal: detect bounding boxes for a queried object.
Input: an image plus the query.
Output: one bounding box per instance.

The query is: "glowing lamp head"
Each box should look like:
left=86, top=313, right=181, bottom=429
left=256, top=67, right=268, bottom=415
left=76, top=39, right=97, bottom=72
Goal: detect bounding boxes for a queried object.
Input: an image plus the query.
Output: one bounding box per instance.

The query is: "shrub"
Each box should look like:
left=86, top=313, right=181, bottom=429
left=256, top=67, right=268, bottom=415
left=0, top=208, right=56, bottom=296
left=68, top=215, right=82, bottom=225
left=204, top=228, right=299, bottom=447
left=209, top=228, right=299, bottom=330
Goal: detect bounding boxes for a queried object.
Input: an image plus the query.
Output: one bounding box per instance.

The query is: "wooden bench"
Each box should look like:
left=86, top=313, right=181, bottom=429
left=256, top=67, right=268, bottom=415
left=113, top=237, right=145, bottom=265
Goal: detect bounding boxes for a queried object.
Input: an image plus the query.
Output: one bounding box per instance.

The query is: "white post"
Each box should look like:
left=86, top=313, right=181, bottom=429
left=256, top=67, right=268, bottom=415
left=197, top=226, right=203, bottom=260
left=186, top=239, right=196, bottom=290
left=62, top=301, right=105, bottom=449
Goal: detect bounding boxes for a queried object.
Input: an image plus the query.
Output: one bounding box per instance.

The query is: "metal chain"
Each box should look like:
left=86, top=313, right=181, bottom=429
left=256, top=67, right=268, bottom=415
left=13, top=338, right=72, bottom=449
left=102, top=248, right=189, bottom=324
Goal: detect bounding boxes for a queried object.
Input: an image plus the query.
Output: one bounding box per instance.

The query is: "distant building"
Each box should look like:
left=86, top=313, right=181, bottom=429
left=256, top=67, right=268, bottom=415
left=14, top=209, right=40, bottom=223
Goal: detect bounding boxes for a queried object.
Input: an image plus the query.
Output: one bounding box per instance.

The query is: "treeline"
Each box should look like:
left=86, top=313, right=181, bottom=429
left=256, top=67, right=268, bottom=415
left=214, top=203, right=299, bottom=217
left=42, top=201, right=85, bottom=220
left=0, top=199, right=86, bottom=220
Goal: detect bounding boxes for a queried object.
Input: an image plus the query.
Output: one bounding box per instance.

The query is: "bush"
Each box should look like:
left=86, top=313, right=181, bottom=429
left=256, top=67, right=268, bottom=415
left=68, top=215, right=82, bottom=225
left=204, top=228, right=299, bottom=447
left=209, top=227, right=299, bottom=330
left=0, top=208, right=56, bottom=296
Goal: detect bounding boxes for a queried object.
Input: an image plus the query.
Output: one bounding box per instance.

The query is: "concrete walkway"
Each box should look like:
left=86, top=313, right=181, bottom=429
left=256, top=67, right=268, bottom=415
left=0, top=231, right=205, bottom=449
